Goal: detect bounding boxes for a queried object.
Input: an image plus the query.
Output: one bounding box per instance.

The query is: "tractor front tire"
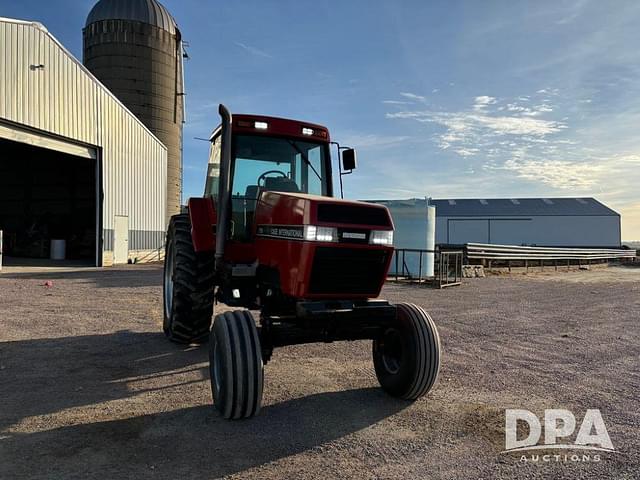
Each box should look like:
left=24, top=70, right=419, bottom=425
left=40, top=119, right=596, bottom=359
left=209, top=310, right=264, bottom=419
left=163, top=213, right=215, bottom=344
left=373, top=302, right=441, bottom=400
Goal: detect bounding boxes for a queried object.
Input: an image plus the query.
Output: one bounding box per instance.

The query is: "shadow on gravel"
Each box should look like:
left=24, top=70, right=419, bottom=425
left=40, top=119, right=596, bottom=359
left=0, top=329, right=407, bottom=478
left=0, top=330, right=208, bottom=431
left=1, top=265, right=162, bottom=288
left=0, top=387, right=404, bottom=479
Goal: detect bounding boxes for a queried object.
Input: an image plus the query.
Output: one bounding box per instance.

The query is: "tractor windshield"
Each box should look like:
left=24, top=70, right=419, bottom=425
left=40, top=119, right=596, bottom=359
left=230, top=134, right=331, bottom=240
left=232, top=135, right=329, bottom=197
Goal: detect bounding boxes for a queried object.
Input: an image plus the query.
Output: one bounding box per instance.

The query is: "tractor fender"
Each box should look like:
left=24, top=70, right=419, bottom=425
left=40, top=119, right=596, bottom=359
left=188, top=197, right=217, bottom=252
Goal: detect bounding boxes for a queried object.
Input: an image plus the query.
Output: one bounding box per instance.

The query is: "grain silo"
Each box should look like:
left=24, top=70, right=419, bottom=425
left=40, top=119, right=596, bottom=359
left=83, top=0, right=184, bottom=221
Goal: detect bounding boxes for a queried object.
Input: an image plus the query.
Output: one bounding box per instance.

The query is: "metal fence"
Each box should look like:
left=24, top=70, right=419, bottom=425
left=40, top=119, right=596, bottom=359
left=390, top=248, right=463, bottom=288
left=466, top=242, right=636, bottom=271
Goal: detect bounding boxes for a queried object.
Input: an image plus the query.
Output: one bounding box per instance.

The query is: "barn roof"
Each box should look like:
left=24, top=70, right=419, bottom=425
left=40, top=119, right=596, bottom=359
left=371, top=198, right=619, bottom=217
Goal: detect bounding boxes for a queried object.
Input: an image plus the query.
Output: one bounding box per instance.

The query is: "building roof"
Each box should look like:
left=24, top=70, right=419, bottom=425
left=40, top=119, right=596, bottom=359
left=373, top=198, right=619, bottom=217
left=0, top=17, right=164, bottom=148
left=86, top=0, right=177, bottom=34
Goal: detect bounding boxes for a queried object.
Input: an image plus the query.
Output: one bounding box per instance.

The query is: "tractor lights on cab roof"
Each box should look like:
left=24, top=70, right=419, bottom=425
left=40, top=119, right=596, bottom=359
left=302, top=126, right=328, bottom=138
left=304, top=225, right=337, bottom=242
left=236, top=119, right=328, bottom=138
left=370, top=230, right=394, bottom=246
left=236, top=119, right=269, bottom=129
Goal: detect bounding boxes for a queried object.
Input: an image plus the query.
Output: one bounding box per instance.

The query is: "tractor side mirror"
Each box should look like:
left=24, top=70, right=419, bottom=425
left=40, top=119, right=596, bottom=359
left=341, top=148, right=357, bottom=171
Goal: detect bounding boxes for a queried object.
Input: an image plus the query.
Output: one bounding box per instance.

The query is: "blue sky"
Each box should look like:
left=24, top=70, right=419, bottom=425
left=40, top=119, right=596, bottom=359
left=2, top=0, right=640, bottom=239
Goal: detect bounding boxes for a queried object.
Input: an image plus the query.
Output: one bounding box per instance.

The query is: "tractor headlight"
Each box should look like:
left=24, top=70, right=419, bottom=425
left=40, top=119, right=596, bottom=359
left=304, top=225, right=337, bottom=242
left=370, top=230, right=394, bottom=246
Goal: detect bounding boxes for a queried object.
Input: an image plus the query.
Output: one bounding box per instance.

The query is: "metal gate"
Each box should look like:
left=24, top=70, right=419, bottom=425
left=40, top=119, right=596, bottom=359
left=390, top=248, right=463, bottom=288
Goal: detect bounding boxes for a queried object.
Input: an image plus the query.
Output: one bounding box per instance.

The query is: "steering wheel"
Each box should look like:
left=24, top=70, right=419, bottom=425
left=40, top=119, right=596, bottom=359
left=257, top=170, right=288, bottom=187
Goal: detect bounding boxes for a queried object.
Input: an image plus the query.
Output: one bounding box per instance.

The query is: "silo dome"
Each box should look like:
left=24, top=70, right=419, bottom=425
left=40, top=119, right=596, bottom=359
left=86, top=0, right=177, bottom=34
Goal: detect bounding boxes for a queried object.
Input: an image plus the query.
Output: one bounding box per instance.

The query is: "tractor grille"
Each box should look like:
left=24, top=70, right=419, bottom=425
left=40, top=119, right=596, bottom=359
left=317, top=204, right=391, bottom=227
left=309, top=247, right=389, bottom=295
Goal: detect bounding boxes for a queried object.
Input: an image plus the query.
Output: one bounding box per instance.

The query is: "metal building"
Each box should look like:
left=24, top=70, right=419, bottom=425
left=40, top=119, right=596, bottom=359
left=374, top=198, right=621, bottom=249
left=83, top=0, right=185, bottom=220
left=0, top=17, right=167, bottom=266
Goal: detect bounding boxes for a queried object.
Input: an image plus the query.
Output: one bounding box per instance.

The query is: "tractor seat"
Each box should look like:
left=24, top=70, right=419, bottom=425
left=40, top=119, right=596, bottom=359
left=264, top=177, right=300, bottom=193
left=245, top=185, right=261, bottom=203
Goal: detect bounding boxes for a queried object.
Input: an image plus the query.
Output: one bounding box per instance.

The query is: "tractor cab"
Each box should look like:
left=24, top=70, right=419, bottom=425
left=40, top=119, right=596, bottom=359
left=204, top=115, right=333, bottom=244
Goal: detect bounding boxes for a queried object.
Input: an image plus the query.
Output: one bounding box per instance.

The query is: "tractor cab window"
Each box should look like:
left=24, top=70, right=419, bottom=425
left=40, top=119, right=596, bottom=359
left=204, top=134, right=222, bottom=201
left=230, top=134, right=329, bottom=241
left=295, top=145, right=324, bottom=196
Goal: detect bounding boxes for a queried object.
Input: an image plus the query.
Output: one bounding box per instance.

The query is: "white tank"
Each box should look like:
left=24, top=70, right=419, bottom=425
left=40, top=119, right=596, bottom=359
left=379, top=198, right=437, bottom=279
left=425, top=204, right=436, bottom=277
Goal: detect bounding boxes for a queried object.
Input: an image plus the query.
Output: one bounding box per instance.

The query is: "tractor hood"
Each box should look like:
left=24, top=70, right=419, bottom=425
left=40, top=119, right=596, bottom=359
left=254, top=191, right=394, bottom=230
left=253, top=190, right=395, bottom=300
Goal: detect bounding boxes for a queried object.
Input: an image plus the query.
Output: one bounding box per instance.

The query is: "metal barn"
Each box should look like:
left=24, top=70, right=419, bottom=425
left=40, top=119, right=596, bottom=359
left=432, top=198, right=621, bottom=248
left=0, top=17, right=167, bottom=266
left=374, top=198, right=621, bottom=249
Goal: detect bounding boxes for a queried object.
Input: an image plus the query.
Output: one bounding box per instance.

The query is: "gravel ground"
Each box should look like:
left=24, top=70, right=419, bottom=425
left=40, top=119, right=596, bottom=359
left=0, top=264, right=638, bottom=479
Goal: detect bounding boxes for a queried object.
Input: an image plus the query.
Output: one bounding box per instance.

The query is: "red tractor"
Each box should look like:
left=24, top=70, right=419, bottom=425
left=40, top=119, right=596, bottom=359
left=163, top=105, right=441, bottom=419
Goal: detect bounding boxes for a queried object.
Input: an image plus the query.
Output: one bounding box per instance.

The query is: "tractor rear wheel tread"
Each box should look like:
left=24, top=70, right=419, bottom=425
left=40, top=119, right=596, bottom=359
left=163, top=213, right=215, bottom=344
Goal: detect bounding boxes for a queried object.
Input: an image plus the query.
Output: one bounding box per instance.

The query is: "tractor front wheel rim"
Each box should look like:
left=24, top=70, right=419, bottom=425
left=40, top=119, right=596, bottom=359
left=380, top=328, right=403, bottom=374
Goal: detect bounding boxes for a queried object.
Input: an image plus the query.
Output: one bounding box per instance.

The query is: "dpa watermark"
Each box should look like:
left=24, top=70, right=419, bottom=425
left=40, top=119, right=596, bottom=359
left=503, top=409, right=615, bottom=463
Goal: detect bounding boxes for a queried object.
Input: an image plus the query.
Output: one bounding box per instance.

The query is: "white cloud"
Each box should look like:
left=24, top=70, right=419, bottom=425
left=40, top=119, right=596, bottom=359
left=533, top=104, right=554, bottom=114
left=382, top=100, right=412, bottom=105
left=476, top=114, right=564, bottom=135
left=400, top=92, right=428, bottom=103
left=536, top=88, right=560, bottom=96
left=386, top=109, right=565, bottom=137
left=473, top=95, right=497, bottom=111
left=489, top=158, right=603, bottom=189
left=488, top=154, right=640, bottom=192
left=234, top=42, right=273, bottom=58
left=339, top=133, right=412, bottom=150
left=454, top=147, right=479, bottom=157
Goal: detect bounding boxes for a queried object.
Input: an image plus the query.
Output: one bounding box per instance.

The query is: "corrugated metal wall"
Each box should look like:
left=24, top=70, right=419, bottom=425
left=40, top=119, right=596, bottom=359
left=0, top=18, right=167, bottom=257
left=437, top=216, right=621, bottom=247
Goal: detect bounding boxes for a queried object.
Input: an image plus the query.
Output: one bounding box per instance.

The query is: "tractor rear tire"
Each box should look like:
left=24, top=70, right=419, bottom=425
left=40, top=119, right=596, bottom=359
left=372, top=302, right=441, bottom=400
left=209, top=310, right=264, bottom=419
left=163, top=213, right=215, bottom=344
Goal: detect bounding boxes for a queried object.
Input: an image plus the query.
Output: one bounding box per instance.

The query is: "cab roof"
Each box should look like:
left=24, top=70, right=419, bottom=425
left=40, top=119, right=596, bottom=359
left=210, top=114, right=330, bottom=143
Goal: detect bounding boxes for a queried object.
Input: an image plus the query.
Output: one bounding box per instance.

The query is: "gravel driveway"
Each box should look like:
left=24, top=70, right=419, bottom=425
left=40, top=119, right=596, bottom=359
left=1, top=264, right=638, bottom=479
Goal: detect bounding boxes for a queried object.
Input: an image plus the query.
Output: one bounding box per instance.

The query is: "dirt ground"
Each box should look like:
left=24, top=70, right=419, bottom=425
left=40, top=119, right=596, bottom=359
left=0, top=264, right=638, bottom=479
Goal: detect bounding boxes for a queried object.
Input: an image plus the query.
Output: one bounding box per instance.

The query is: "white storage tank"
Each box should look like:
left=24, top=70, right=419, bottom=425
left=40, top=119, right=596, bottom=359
left=374, top=198, right=436, bottom=279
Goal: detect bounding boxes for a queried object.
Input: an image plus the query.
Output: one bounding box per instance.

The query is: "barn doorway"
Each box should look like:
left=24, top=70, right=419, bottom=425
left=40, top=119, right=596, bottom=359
left=0, top=136, right=100, bottom=267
